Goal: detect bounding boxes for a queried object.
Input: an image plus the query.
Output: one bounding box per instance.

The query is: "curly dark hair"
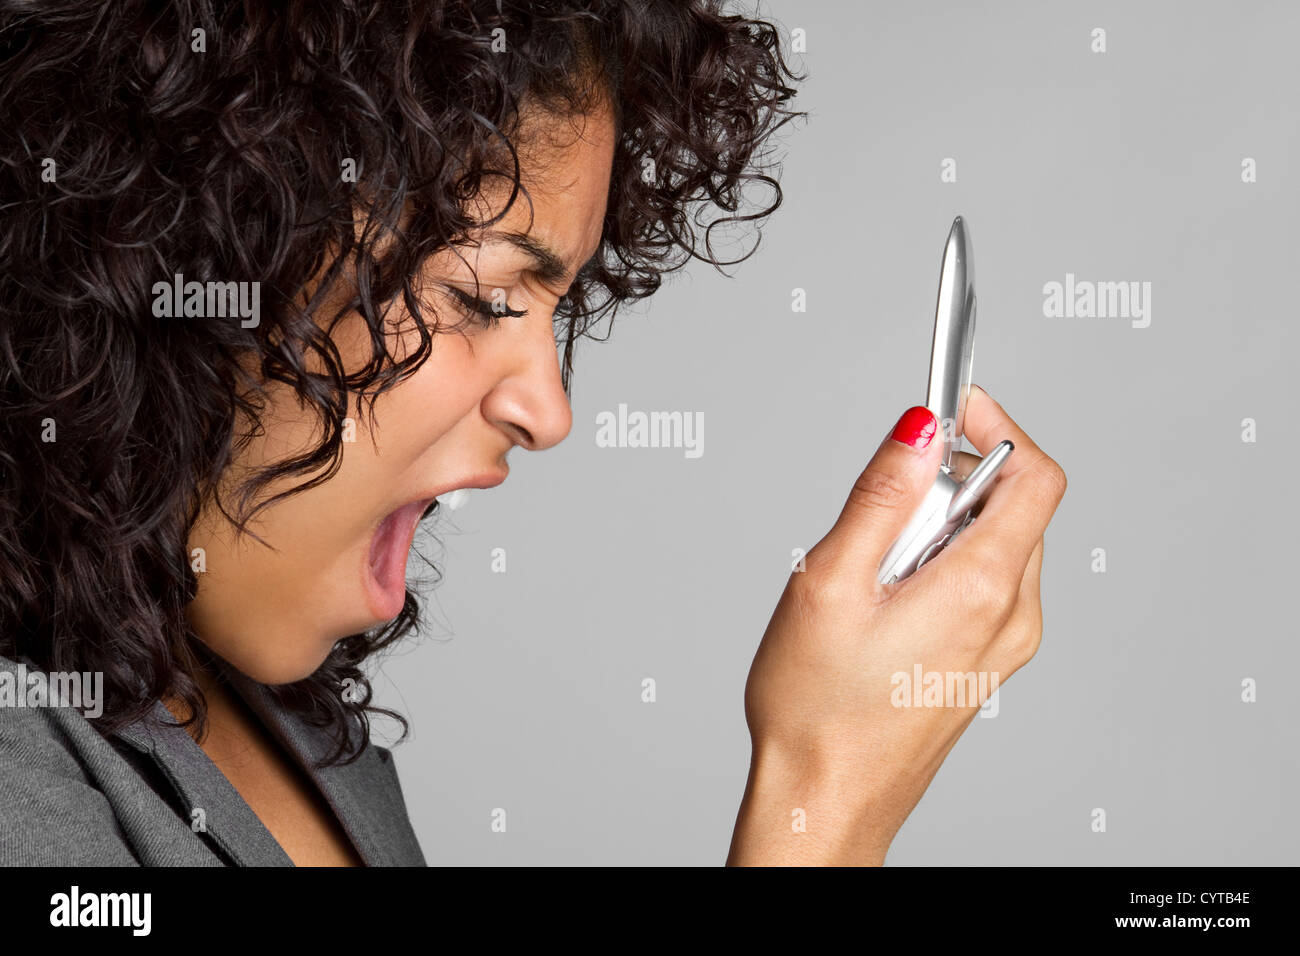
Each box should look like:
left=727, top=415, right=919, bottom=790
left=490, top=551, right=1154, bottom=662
left=0, top=0, right=800, bottom=764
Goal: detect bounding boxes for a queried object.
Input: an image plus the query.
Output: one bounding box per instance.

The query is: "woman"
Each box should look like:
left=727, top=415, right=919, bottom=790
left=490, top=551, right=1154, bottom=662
left=0, top=0, right=1065, bottom=866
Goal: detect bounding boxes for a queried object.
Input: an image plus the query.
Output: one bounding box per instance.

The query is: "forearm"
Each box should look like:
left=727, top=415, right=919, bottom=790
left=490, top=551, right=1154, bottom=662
left=726, top=746, right=897, bottom=866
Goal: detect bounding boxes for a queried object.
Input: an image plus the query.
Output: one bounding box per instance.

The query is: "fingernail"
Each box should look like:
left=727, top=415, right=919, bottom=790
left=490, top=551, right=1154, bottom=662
left=889, top=406, right=938, bottom=449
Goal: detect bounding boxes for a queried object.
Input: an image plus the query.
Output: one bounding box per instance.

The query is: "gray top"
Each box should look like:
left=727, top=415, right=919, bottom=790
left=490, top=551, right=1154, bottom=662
left=0, top=654, right=427, bottom=866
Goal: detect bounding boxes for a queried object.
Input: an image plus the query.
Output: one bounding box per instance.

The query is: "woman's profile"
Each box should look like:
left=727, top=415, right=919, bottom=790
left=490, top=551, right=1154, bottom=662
left=0, top=0, right=1065, bottom=866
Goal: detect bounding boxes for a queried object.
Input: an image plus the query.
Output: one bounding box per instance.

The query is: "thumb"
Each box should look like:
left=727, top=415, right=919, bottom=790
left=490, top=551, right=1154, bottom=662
left=823, top=406, right=945, bottom=570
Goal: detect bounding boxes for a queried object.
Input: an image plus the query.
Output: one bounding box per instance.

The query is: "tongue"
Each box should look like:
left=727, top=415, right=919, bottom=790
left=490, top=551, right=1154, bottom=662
left=369, top=510, right=402, bottom=588
left=367, top=501, right=426, bottom=618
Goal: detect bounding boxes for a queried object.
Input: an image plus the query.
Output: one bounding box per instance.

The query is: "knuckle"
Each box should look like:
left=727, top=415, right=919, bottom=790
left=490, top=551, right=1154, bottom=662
left=1004, top=613, right=1044, bottom=667
left=954, top=562, right=1019, bottom=631
left=1028, top=453, right=1068, bottom=502
left=789, top=550, right=856, bottom=614
left=849, top=467, right=911, bottom=513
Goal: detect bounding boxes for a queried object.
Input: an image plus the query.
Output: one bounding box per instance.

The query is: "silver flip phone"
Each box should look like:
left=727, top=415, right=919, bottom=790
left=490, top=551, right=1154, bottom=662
left=877, top=216, right=1014, bottom=585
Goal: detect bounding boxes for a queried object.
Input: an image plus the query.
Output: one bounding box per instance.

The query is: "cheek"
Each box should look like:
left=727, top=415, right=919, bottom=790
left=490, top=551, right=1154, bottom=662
left=197, top=330, right=492, bottom=558
left=357, top=331, right=492, bottom=466
left=276, top=329, right=500, bottom=559
left=185, top=332, right=496, bottom=674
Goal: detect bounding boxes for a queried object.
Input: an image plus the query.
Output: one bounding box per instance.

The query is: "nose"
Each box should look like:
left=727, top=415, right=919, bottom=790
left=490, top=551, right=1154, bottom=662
left=480, top=319, right=574, bottom=452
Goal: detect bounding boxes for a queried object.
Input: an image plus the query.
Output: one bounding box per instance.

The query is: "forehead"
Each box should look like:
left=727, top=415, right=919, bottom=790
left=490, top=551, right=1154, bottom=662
left=472, top=102, right=616, bottom=274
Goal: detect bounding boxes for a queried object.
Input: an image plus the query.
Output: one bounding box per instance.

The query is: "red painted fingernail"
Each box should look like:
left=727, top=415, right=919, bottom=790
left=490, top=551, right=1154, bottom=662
left=889, top=406, right=938, bottom=449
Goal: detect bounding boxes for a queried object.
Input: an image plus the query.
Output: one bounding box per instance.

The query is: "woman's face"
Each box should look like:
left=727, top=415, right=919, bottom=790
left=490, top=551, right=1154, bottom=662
left=186, top=104, right=614, bottom=685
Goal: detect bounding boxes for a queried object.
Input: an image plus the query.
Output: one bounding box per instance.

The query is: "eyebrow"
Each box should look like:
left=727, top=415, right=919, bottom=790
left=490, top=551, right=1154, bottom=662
left=481, top=230, right=571, bottom=286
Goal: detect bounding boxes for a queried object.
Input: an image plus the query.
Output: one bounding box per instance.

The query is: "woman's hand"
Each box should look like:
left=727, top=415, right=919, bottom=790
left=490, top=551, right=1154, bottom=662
left=727, top=385, right=1066, bottom=865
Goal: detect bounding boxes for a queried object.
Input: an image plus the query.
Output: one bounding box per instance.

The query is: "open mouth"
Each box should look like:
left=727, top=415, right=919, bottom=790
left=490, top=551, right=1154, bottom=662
left=364, top=498, right=435, bottom=621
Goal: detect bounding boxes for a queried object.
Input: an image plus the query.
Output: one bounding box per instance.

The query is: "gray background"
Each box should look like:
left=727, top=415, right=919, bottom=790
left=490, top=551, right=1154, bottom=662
left=371, top=0, right=1299, bottom=864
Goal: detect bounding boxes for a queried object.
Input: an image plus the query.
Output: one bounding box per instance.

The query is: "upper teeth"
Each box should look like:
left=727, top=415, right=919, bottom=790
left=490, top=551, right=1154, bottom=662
left=437, top=488, right=470, bottom=511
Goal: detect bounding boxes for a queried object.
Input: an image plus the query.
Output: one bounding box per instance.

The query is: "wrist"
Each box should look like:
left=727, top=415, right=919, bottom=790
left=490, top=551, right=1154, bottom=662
left=727, top=740, right=896, bottom=866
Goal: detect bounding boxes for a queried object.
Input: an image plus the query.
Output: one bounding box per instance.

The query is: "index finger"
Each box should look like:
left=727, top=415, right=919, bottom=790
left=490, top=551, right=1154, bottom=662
left=963, top=384, right=1049, bottom=478
left=944, top=385, right=1067, bottom=584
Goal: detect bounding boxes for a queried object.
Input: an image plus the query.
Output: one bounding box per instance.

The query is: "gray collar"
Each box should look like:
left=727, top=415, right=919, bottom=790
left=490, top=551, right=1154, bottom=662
left=112, top=659, right=409, bottom=866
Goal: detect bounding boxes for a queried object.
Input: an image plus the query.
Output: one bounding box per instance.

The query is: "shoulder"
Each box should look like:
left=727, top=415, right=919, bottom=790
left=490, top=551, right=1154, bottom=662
left=0, top=654, right=90, bottom=777
left=0, top=654, right=141, bottom=865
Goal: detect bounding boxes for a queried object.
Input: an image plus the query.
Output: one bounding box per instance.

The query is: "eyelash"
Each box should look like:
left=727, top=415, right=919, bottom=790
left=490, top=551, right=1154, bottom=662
left=447, top=286, right=528, bottom=326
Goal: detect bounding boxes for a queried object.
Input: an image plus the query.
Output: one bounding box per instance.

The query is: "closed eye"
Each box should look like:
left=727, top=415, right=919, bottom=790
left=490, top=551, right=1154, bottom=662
left=446, top=286, right=528, bottom=326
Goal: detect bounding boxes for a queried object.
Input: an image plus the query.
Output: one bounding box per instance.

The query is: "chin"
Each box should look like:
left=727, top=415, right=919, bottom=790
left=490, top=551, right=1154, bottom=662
left=208, top=637, right=333, bottom=687
left=190, top=562, right=400, bottom=686
left=203, top=609, right=365, bottom=687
